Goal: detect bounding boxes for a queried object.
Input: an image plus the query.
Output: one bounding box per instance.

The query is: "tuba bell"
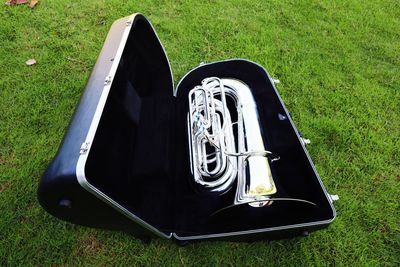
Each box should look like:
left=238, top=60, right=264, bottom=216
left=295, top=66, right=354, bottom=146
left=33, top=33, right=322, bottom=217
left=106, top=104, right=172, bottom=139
left=187, top=77, right=280, bottom=209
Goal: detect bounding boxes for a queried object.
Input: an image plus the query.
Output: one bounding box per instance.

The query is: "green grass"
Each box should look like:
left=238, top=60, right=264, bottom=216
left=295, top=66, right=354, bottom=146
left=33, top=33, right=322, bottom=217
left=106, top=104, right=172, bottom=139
left=0, top=0, right=399, bottom=266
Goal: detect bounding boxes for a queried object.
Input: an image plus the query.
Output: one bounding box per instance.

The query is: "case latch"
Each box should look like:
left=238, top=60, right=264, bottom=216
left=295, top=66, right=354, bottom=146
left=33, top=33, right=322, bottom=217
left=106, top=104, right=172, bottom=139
left=300, top=137, right=311, bottom=146
left=272, top=78, right=280, bottom=84
left=329, top=194, right=339, bottom=204
left=104, top=76, right=113, bottom=86
left=80, top=142, right=91, bottom=155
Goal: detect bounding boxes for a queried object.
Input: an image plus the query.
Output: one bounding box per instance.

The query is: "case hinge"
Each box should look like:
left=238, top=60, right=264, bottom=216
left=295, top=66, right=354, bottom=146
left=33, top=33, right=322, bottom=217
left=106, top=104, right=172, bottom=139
left=80, top=142, right=91, bottom=155
left=104, top=76, right=112, bottom=86
left=300, top=137, right=311, bottom=146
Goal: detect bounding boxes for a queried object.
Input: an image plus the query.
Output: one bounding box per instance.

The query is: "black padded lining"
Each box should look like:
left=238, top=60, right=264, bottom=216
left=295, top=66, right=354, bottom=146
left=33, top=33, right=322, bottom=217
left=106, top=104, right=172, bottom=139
left=85, top=16, right=334, bottom=237
left=85, top=15, right=175, bottom=231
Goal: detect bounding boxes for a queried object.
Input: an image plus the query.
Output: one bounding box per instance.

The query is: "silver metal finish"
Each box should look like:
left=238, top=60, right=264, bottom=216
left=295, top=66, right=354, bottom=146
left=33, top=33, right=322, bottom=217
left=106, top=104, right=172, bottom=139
left=188, top=77, right=278, bottom=207
left=104, top=76, right=112, bottom=86
left=273, top=79, right=280, bottom=84
left=301, top=137, right=311, bottom=145
left=80, top=142, right=91, bottom=155
left=330, top=194, right=339, bottom=203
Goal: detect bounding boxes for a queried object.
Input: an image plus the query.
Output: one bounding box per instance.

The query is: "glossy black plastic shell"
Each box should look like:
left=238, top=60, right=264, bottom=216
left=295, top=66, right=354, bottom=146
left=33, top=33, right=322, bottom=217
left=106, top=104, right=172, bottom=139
left=38, top=15, right=162, bottom=237
left=38, top=14, right=336, bottom=242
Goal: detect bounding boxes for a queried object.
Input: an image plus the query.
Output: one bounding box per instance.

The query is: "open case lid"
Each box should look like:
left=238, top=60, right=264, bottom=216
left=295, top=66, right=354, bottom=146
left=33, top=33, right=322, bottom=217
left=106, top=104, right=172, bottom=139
left=39, top=13, right=174, bottom=238
left=76, top=13, right=176, bottom=238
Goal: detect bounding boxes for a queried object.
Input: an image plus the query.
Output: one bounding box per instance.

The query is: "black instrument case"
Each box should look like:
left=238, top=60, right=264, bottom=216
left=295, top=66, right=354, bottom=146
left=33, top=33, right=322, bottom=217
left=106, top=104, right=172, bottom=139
left=38, top=13, right=337, bottom=244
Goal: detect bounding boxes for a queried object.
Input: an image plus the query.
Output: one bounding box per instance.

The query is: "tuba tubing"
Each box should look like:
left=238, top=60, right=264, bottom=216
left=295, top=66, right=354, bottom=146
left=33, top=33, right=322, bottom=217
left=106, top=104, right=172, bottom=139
left=187, top=77, right=278, bottom=207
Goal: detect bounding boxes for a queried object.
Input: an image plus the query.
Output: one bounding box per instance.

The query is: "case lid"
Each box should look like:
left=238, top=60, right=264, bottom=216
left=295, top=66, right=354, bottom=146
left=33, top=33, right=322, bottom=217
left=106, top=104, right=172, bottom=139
left=41, top=13, right=174, bottom=238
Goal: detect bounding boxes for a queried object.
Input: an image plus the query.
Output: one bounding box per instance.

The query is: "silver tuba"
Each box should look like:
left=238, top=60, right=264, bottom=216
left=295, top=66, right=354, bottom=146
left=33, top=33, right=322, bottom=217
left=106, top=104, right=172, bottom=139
left=187, top=77, right=279, bottom=208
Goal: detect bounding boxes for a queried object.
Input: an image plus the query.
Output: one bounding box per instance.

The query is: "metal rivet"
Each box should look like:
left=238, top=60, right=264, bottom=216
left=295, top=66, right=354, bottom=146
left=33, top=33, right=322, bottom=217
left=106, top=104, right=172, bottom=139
left=278, top=113, right=287, bottom=120
left=59, top=199, right=72, bottom=209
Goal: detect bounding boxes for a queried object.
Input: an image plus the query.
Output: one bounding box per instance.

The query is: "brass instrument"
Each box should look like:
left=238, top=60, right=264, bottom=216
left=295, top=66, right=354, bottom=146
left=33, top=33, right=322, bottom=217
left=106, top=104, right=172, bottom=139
left=187, top=77, right=279, bottom=208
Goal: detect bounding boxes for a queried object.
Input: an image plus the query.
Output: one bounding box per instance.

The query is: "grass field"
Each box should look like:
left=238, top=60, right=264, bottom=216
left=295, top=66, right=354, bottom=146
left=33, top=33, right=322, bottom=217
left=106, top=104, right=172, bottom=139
left=0, top=0, right=399, bottom=266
